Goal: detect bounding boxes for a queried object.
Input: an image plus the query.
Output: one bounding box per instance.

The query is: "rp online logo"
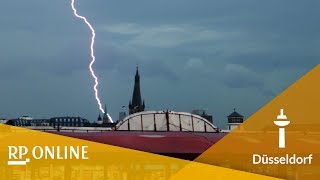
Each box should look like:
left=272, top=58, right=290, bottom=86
left=7, top=146, right=89, bottom=166
left=274, top=109, right=290, bottom=148
left=7, top=146, right=30, bottom=166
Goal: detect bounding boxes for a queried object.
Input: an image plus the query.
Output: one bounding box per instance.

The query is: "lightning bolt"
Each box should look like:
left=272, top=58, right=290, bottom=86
left=70, top=0, right=113, bottom=122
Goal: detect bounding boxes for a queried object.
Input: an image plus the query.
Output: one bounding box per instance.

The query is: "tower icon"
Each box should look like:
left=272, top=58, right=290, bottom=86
left=274, top=109, right=290, bottom=148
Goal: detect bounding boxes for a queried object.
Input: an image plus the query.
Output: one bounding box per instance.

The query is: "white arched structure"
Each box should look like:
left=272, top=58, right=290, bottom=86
left=116, top=111, right=218, bottom=132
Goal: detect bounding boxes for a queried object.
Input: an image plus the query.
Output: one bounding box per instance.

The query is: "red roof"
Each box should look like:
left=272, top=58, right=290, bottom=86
left=52, top=131, right=226, bottom=154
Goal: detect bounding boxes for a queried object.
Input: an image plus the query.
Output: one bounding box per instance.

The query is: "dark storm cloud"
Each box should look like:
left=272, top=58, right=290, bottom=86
left=226, top=54, right=320, bottom=72
left=222, top=63, right=264, bottom=89
left=0, top=1, right=73, bottom=33
left=0, top=60, right=28, bottom=80
left=143, top=61, right=179, bottom=82
left=0, top=0, right=319, bottom=128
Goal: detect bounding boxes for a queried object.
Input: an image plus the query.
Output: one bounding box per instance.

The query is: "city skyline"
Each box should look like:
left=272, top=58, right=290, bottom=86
left=0, top=1, right=319, bottom=128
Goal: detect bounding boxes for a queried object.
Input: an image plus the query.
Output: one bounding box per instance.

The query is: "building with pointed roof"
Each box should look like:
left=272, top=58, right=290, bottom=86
left=96, top=104, right=113, bottom=125
left=227, top=108, right=244, bottom=130
left=129, top=66, right=145, bottom=114
left=102, top=104, right=112, bottom=124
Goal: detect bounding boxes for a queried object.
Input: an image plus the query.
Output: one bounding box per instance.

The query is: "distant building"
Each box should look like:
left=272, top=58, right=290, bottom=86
left=5, top=119, right=31, bottom=126
left=0, top=118, right=7, bottom=124
left=97, top=114, right=103, bottom=125
left=0, top=117, right=45, bottom=126
left=18, top=116, right=33, bottom=120
left=96, top=105, right=116, bottom=128
left=30, top=119, right=50, bottom=126
left=102, top=105, right=112, bottom=124
left=50, top=117, right=90, bottom=128
left=191, top=109, right=213, bottom=124
left=4, top=116, right=96, bottom=128
left=227, top=109, right=244, bottom=130
left=129, top=66, right=145, bottom=115
left=118, top=112, right=126, bottom=121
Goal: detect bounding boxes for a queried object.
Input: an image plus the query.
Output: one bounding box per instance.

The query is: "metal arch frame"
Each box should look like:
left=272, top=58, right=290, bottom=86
left=115, top=111, right=219, bottom=132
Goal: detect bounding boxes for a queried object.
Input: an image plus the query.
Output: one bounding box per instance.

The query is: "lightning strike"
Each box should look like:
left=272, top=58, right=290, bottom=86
left=70, top=0, right=113, bottom=122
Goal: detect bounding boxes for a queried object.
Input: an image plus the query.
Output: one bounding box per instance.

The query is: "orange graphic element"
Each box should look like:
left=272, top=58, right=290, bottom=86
left=0, top=124, right=278, bottom=179
left=194, top=65, right=320, bottom=179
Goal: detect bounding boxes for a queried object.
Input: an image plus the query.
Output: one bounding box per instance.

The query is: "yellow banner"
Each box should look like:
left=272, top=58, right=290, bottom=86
left=195, top=65, right=320, bottom=179
left=0, top=124, right=277, bottom=179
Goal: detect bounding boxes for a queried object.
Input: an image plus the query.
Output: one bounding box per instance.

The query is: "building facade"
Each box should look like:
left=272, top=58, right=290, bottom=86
left=50, top=117, right=90, bottom=128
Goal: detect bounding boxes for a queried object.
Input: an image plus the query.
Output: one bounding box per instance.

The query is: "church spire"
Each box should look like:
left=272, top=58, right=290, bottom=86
left=135, top=65, right=140, bottom=82
left=103, top=104, right=110, bottom=123
left=129, top=66, right=145, bottom=114
left=104, top=104, right=107, bottom=114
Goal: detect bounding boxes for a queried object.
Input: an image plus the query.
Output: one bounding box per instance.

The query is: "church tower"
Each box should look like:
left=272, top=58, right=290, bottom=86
left=102, top=104, right=111, bottom=123
left=129, top=66, right=145, bottom=114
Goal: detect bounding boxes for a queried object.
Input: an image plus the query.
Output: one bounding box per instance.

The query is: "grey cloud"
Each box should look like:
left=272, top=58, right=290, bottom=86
left=143, top=61, right=179, bottom=82
left=0, top=0, right=319, bottom=129
left=226, top=53, right=319, bottom=72
left=222, top=63, right=264, bottom=89
left=100, top=23, right=238, bottom=48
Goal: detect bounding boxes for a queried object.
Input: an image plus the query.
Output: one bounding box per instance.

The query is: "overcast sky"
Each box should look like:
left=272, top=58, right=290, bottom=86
left=0, top=0, right=319, bottom=128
